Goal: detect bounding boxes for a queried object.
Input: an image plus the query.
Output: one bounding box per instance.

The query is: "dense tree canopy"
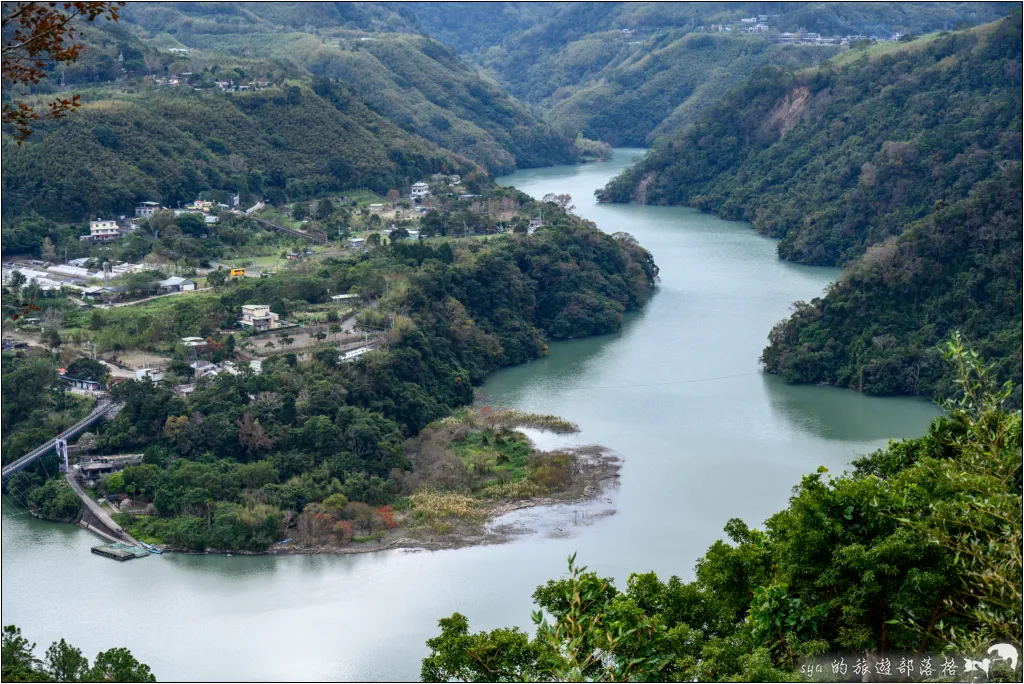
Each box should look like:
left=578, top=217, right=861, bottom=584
left=600, top=16, right=1022, bottom=401
left=7, top=207, right=656, bottom=552
left=1, top=625, right=155, bottom=683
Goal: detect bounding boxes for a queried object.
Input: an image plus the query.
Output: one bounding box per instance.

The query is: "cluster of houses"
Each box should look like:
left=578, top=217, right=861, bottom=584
left=136, top=199, right=234, bottom=226
left=211, top=78, right=272, bottom=92
left=82, top=197, right=230, bottom=244
left=701, top=14, right=890, bottom=45
left=2, top=259, right=157, bottom=293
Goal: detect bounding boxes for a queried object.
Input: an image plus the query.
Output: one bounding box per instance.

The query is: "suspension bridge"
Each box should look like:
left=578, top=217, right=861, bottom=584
left=1, top=401, right=120, bottom=482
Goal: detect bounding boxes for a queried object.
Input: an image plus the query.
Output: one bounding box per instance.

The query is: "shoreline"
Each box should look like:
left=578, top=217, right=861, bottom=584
left=158, top=445, right=621, bottom=557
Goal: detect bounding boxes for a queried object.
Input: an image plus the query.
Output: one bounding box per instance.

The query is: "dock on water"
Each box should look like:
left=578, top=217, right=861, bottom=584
left=91, top=543, right=150, bottom=561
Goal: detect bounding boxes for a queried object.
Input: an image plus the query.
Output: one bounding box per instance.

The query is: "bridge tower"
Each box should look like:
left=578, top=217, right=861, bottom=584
left=56, top=438, right=69, bottom=473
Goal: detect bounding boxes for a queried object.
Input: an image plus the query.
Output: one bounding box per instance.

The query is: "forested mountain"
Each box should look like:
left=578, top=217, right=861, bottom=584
left=762, top=170, right=1022, bottom=403
left=1, top=79, right=474, bottom=223
left=545, top=35, right=836, bottom=146
left=600, top=17, right=1021, bottom=264
left=412, top=2, right=1014, bottom=144
left=116, top=2, right=576, bottom=173
left=600, top=16, right=1022, bottom=400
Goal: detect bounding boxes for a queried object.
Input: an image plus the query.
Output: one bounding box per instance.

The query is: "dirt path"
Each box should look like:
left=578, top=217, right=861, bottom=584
left=96, top=287, right=212, bottom=309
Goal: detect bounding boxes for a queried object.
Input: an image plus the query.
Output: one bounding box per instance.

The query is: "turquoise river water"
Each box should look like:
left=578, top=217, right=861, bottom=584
left=0, top=150, right=941, bottom=681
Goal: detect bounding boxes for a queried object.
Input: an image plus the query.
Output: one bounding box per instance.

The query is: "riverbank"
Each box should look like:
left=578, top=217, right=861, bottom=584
left=262, top=444, right=621, bottom=557
left=118, top=409, right=622, bottom=557
left=1, top=151, right=944, bottom=683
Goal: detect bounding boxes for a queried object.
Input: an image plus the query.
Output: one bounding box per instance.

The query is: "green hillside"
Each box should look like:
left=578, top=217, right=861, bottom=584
left=598, top=16, right=1022, bottom=400
left=762, top=171, right=1022, bottom=403
left=545, top=33, right=837, bottom=146
left=598, top=17, right=1022, bottom=265
left=413, top=2, right=1014, bottom=143
left=1, top=80, right=473, bottom=223
left=116, top=2, right=576, bottom=173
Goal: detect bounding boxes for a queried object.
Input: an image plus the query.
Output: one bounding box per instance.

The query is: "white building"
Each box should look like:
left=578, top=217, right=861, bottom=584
left=239, top=304, right=281, bottom=331
left=180, top=336, right=207, bottom=347
left=157, top=276, right=196, bottom=293
left=330, top=293, right=360, bottom=302
left=135, top=201, right=161, bottom=218
left=46, top=264, right=93, bottom=279
left=135, top=368, right=164, bottom=384
left=89, top=220, right=120, bottom=241
left=411, top=182, right=431, bottom=199
left=340, top=346, right=371, bottom=363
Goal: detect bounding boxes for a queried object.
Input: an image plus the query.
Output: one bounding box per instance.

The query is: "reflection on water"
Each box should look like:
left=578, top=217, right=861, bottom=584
left=2, top=150, right=943, bottom=682
left=761, top=374, right=942, bottom=442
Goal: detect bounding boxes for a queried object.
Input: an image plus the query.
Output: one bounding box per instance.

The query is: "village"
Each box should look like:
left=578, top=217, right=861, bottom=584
left=696, top=13, right=913, bottom=46
left=2, top=171, right=551, bottom=416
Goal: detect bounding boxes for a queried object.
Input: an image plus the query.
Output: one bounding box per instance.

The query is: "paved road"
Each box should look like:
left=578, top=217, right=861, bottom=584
left=65, top=471, right=137, bottom=544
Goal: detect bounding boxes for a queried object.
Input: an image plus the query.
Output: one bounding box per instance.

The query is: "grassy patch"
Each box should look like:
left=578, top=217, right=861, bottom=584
left=450, top=428, right=533, bottom=483
left=407, top=491, right=482, bottom=531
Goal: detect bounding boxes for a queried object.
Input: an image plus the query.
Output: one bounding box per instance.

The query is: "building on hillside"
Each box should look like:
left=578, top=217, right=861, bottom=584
left=204, top=215, right=219, bottom=225
left=191, top=359, right=220, bottom=378
left=135, top=201, right=162, bottom=218
left=168, top=47, right=190, bottom=56
left=89, top=220, right=120, bottom=242
left=411, top=182, right=431, bottom=200
left=68, top=258, right=91, bottom=268
left=348, top=238, right=365, bottom=248
left=46, top=264, right=93, bottom=279
left=157, top=276, right=196, bottom=293
left=340, top=346, right=371, bottom=363
left=239, top=304, right=281, bottom=331
left=330, top=293, right=360, bottom=302
left=60, top=373, right=102, bottom=393
left=368, top=203, right=385, bottom=213
left=180, top=336, right=209, bottom=351
left=135, top=368, right=164, bottom=384
left=528, top=217, right=544, bottom=235
left=81, top=285, right=121, bottom=301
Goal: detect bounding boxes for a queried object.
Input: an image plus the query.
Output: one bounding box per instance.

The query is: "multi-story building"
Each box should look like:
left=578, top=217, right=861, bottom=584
left=239, top=304, right=281, bottom=331
left=89, top=220, right=120, bottom=241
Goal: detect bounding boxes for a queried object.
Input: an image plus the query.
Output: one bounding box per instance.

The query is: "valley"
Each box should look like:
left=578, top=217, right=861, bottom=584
left=1, top=3, right=1020, bottom=682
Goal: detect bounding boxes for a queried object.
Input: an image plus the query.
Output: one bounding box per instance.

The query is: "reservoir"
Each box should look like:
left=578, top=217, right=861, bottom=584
left=0, top=150, right=941, bottom=681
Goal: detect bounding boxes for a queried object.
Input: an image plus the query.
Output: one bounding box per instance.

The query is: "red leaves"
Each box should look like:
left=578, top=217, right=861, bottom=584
left=373, top=505, right=397, bottom=529
left=2, top=2, right=124, bottom=141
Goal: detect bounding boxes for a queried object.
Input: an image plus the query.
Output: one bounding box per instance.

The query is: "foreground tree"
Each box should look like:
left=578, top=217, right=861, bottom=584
left=423, top=335, right=1022, bottom=681
left=1, top=625, right=155, bottom=682
left=2, top=2, right=123, bottom=141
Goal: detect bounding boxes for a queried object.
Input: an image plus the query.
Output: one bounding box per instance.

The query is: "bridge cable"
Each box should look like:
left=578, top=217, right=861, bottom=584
left=561, top=371, right=760, bottom=392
